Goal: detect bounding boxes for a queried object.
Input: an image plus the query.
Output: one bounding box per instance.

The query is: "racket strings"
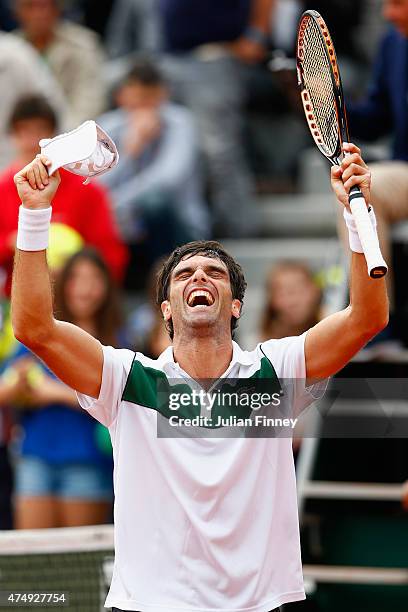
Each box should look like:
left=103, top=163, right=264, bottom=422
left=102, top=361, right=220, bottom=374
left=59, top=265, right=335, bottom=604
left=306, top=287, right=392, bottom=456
left=301, top=20, right=339, bottom=158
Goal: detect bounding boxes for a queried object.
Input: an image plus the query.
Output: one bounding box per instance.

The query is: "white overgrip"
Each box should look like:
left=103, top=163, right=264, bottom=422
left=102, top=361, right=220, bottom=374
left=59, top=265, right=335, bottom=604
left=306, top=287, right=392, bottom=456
left=349, top=193, right=388, bottom=278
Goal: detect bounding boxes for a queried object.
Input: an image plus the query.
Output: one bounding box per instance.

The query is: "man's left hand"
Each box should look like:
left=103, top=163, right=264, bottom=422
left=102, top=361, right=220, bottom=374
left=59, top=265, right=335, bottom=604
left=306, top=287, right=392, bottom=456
left=331, top=142, right=371, bottom=211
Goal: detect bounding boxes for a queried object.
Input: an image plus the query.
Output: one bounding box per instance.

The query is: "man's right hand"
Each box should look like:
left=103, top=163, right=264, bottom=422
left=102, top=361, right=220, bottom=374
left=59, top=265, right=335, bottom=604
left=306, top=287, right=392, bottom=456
left=11, top=155, right=103, bottom=401
left=14, top=155, right=61, bottom=209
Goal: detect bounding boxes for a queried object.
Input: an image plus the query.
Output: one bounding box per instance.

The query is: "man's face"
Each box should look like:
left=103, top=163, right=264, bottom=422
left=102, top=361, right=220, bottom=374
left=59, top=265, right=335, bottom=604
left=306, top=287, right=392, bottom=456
left=383, top=0, right=408, bottom=36
left=116, top=82, right=166, bottom=112
left=15, top=0, right=59, bottom=39
left=11, top=118, right=54, bottom=161
left=161, top=255, right=241, bottom=339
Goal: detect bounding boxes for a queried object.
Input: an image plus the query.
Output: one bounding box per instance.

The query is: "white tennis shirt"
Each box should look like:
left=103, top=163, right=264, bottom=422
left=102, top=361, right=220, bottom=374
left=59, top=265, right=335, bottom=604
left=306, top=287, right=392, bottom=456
left=77, top=332, right=325, bottom=612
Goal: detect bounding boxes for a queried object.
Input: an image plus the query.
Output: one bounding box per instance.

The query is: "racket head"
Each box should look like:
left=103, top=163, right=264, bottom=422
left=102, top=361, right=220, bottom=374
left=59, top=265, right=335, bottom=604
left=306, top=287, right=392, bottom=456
left=296, top=10, right=349, bottom=165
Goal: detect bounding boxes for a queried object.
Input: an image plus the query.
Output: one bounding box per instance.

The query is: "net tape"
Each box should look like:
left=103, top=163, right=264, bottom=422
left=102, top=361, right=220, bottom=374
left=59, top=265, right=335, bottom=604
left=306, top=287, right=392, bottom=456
left=0, top=525, right=114, bottom=612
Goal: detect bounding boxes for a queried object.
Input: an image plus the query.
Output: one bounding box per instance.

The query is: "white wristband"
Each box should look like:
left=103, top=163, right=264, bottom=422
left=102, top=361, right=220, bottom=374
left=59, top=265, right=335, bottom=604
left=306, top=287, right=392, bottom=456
left=343, top=205, right=377, bottom=253
left=16, top=205, right=52, bottom=251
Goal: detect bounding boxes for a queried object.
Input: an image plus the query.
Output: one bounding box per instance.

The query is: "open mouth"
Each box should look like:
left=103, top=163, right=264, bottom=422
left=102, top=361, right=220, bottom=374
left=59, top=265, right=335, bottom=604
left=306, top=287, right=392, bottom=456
left=186, top=289, right=215, bottom=308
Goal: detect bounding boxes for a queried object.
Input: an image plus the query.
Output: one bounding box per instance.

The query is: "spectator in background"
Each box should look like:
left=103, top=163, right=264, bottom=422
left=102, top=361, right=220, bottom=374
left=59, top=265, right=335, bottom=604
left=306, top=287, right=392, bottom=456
left=106, top=0, right=274, bottom=236
left=10, top=248, right=120, bottom=528
left=158, top=0, right=274, bottom=237
left=258, top=260, right=323, bottom=460
left=0, top=31, right=65, bottom=170
left=13, top=0, right=106, bottom=126
left=0, top=95, right=128, bottom=294
left=259, top=261, right=322, bottom=341
left=338, top=0, right=408, bottom=326
left=98, top=58, right=210, bottom=280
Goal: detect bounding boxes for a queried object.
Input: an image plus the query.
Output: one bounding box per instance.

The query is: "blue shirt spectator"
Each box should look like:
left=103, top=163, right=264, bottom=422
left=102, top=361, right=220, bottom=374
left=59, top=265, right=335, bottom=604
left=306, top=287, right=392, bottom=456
left=98, top=58, right=210, bottom=244
left=347, top=27, right=408, bottom=160
left=9, top=248, right=122, bottom=528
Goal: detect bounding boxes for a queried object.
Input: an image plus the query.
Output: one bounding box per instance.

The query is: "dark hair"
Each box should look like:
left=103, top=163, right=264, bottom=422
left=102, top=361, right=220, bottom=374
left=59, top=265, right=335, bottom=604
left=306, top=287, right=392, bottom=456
left=156, top=241, right=247, bottom=340
left=53, top=247, right=122, bottom=347
left=8, top=95, right=58, bottom=133
left=124, top=57, right=165, bottom=88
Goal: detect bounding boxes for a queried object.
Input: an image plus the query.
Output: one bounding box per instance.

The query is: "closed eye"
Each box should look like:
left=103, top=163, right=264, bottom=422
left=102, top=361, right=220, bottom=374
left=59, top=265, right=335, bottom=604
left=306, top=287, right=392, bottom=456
left=174, top=271, right=193, bottom=281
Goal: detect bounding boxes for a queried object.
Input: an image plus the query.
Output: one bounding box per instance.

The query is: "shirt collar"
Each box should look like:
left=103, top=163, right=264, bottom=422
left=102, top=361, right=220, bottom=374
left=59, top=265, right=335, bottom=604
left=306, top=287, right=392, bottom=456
left=156, top=340, right=254, bottom=372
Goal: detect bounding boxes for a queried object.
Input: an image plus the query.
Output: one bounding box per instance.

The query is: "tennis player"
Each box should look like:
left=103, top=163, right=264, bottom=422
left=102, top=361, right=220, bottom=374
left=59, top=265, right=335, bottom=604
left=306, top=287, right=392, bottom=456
left=11, top=143, right=388, bottom=611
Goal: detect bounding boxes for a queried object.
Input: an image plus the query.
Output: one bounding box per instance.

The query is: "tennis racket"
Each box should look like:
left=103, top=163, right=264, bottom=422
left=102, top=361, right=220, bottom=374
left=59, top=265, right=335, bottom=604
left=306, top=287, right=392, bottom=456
left=296, top=10, right=388, bottom=278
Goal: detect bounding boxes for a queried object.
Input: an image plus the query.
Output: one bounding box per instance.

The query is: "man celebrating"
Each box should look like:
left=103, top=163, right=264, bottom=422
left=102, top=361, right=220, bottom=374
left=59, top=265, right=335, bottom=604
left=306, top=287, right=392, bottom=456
left=11, top=144, right=387, bottom=610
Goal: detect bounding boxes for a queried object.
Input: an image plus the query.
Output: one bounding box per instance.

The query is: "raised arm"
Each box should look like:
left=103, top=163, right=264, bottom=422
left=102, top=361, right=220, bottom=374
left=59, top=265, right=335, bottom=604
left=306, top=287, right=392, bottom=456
left=11, top=156, right=103, bottom=398
left=305, top=143, right=389, bottom=380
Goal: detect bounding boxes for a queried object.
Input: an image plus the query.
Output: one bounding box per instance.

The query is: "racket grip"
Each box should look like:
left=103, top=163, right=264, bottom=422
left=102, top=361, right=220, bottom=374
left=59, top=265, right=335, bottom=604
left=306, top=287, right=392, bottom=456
left=349, top=188, right=388, bottom=278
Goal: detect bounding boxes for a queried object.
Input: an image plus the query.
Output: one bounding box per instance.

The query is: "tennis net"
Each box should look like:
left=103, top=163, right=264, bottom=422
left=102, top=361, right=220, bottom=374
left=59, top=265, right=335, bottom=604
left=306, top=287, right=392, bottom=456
left=0, top=525, right=114, bottom=611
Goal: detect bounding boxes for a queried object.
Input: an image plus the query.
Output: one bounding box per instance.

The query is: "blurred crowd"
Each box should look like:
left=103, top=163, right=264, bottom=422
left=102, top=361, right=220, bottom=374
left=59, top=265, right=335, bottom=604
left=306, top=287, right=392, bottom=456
left=0, top=0, right=407, bottom=530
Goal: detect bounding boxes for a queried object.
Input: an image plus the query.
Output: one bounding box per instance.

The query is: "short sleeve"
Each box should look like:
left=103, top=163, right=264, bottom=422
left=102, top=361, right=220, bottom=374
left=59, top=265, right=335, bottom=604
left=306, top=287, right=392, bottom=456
left=76, top=345, right=135, bottom=427
left=260, top=332, right=328, bottom=415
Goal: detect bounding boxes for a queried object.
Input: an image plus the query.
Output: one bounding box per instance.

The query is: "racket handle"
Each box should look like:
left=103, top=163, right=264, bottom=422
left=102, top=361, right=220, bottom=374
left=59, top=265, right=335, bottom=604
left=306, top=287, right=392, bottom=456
left=349, top=188, right=388, bottom=278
